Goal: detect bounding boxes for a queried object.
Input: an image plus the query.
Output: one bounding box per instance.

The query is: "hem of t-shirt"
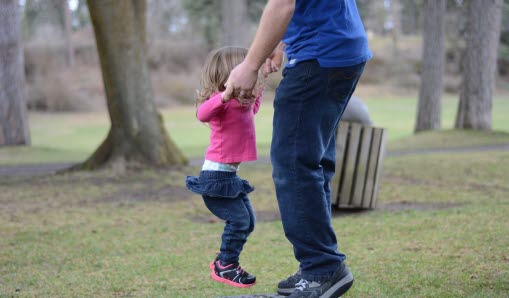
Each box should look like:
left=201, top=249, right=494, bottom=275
left=206, top=156, right=258, bottom=163
left=285, top=52, right=373, bottom=68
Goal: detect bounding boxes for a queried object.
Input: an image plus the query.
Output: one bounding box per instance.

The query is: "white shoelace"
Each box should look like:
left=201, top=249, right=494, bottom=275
left=295, top=279, right=309, bottom=291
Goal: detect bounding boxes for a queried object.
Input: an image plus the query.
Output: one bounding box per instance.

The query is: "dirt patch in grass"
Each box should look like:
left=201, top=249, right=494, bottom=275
left=384, top=174, right=509, bottom=193
left=0, top=168, right=193, bottom=217
left=189, top=201, right=465, bottom=224
left=223, top=294, right=283, bottom=298
left=191, top=210, right=282, bottom=224
left=331, top=201, right=464, bottom=215
left=378, top=201, right=465, bottom=212
left=95, top=185, right=191, bottom=205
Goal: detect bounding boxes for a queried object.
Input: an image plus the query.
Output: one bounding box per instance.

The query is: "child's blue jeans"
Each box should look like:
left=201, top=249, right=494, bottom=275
left=271, top=60, right=365, bottom=282
left=186, top=170, right=256, bottom=264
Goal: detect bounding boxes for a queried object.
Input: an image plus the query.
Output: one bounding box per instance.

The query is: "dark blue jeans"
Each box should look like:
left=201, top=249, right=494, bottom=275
left=271, top=60, right=365, bottom=282
left=186, top=171, right=256, bottom=264
left=203, top=193, right=256, bottom=264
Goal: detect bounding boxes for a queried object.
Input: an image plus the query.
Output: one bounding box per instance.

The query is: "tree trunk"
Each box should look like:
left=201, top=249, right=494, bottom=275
left=401, top=0, right=420, bottom=35
left=455, top=0, right=503, bottom=130
left=0, top=0, right=31, bottom=146
left=415, top=0, right=445, bottom=132
left=389, top=0, right=401, bottom=58
left=221, top=0, right=248, bottom=47
left=60, top=0, right=75, bottom=67
left=79, top=0, right=187, bottom=170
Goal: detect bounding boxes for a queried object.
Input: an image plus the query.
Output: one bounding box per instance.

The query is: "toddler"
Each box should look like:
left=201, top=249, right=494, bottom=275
left=185, top=46, right=269, bottom=288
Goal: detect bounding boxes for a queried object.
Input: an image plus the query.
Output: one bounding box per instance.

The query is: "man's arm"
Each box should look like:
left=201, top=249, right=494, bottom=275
left=244, top=1, right=293, bottom=73
left=222, top=0, right=295, bottom=101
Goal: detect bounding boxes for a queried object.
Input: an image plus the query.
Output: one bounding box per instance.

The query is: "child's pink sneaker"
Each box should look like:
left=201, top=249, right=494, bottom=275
left=210, top=259, right=256, bottom=288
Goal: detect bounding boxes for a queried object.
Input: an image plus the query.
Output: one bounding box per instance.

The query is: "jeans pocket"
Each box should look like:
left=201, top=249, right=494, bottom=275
left=285, top=60, right=316, bottom=82
left=327, top=63, right=365, bottom=100
left=327, top=63, right=365, bottom=82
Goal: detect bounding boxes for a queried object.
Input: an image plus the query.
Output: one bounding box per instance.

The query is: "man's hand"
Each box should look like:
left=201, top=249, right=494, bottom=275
left=221, top=0, right=295, bottom=103
left=222, top=60, right=259, bottom=103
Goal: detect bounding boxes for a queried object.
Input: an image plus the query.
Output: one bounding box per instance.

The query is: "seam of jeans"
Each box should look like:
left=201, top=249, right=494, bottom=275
left=222, top=206, right=234, bottom=263
left=336, top=64, right=365, bottom=122
left=293, top=62, right=314, bottom=245
left=242, top=195, right=256, bottom=233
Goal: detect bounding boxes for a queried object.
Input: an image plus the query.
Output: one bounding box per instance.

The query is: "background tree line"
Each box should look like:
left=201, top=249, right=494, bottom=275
left=0, top=0, right=507, bottom=169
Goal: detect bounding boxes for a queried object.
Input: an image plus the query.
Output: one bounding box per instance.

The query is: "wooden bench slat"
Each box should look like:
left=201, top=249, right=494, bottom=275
left=339, top=122, right=361, bottom=206
left=363, top=128, right=382, bottom=208
left=370, top=128, right=387, bottom=209
left=351, top=125, right=373, bottom=207
left=331, top=121, right=349, bottom=206
left=330, top=121, right=386, bottom=210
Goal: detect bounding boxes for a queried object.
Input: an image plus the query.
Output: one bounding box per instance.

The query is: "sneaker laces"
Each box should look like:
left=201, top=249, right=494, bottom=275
left=295, top=279, right=309, bottom=291
left=236, top=265, right=246, bottom=275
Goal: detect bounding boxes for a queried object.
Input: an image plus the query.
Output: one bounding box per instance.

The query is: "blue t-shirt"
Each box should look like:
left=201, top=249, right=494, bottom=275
left=283, top=0, right=372, bottom=68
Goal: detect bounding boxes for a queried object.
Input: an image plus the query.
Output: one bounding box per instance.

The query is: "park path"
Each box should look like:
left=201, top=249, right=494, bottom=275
left=1, top=143, right=508, bottom=177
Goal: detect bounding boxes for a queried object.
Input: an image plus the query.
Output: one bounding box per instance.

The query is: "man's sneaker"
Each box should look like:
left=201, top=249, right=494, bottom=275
left=277, top=269, right=302, bottom=296
left=287, top=263, right=354, bottom=298
left=210, top=259, right=256, bottom=288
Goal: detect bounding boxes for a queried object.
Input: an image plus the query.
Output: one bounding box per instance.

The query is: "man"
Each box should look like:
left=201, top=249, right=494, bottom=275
left=223, top=0, right=372, bottom=297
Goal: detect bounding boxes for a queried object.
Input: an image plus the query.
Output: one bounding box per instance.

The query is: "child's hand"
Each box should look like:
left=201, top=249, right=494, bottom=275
left=262, top=58, right=280, bottom=78
left=262, top=43, right=285, bottom=78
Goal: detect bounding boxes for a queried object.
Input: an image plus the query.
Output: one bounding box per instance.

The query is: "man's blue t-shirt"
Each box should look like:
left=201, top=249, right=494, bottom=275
left=283, top=0, right=372, bottom=68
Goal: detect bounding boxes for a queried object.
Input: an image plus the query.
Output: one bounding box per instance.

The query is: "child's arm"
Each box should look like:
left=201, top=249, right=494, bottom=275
left=253, top=93, right=263, bottom=115
left=196, top=93, right=227, bottom=122
left=262, top=42, right=285, bottom=77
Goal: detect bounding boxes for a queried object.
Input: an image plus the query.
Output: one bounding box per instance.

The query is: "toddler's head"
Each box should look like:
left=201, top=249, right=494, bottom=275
left=197, top=46, right=261, bottom=105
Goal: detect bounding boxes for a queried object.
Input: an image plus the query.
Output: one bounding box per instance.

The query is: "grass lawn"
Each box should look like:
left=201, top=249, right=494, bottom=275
left=1, top=94, right=509, bottom=165
left=1, top=95, right=509, bottom=297
left=1, top=149, right=508, bottom=297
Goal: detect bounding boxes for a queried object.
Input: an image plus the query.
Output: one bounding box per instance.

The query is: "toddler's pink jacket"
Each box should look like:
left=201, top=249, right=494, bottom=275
left=197, top=92, right=261, bottom=163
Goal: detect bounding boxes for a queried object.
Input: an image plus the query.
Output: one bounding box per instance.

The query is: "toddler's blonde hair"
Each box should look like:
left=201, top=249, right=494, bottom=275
left=196, top=46, right=262, bottom=105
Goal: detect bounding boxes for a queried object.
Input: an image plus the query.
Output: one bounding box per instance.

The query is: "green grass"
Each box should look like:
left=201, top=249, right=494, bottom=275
left=389, top=129, right=509, bottom=151
left=1, top=150, right=508, bottom=297
left=364, top=95, right=509, bottom=140
left=1, top=95, right=509, bottom=165
left=1, top=95, right=509, bottom=296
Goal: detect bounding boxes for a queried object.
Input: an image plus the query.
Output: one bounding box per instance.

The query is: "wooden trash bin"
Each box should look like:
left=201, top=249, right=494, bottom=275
left=330, top=121, right=387, bottom=209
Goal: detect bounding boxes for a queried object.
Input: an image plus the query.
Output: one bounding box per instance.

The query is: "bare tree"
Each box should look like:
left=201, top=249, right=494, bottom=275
left=221, top=0, right=248, bottom=47
left=0, top=0, right=31, bottom=146
left=400, top=0, right=422, bottom=35
left=388, top=0, right=402, bottom=58
left=415, top=0, right=446, bottom=132
left=78, top=0, right=187, bottom=169
left=455, top=0, right=503, bottom=130
left=59, top=0, right=75, bottom=67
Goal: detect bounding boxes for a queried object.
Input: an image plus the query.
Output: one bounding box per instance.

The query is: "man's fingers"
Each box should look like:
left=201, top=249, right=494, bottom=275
left=239, top=90, right=253, bottom=99
left=222, top=81, right=234, bottom=101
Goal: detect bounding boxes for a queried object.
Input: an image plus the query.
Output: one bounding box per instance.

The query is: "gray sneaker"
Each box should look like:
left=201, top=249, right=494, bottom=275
left=287, top=263, right=354, bottom=298
left=277, top=269, right=302, bottom=296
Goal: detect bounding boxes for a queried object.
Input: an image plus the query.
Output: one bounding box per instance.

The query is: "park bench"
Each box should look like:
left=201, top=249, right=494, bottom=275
left=330, top=121, right=387, bottom=209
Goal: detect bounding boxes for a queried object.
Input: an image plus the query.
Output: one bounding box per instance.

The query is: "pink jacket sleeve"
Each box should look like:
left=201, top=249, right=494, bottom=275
left=253, top=93, right=263, bottom=115
left=196, top=93, right=226, bottom=122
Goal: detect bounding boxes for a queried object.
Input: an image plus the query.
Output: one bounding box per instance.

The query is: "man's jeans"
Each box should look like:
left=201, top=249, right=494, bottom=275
left=271, top=60, right=365, bottom=282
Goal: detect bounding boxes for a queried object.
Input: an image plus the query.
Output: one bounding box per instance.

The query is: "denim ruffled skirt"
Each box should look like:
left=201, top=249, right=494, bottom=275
left=185, top=170, right=254, bottom=199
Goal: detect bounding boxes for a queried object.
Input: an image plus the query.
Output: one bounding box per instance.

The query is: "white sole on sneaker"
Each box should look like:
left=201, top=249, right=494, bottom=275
left=320, top=272, right=354, bottom=298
